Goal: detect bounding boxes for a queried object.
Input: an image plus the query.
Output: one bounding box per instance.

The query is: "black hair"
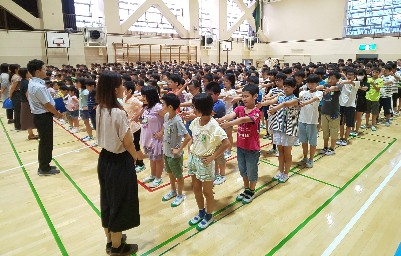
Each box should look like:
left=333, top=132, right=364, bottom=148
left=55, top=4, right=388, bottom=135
left=242, top=84, right=259, bottom=96
left=141, top=86, right=160, bottom=109
left=123, top=81, right=135, bottom=93
left=169, top=74, right=181, bottom=84
left=18, top=68, right=29, bottom=80
left=372, top=67, right=381, bottom=72
left=275, top=72, right=287, bottom=81
left=224, top=73, right=236, bottom=87
left=8, top=64, right=20, bottom=82
left=203, top=73, right=213, bottom=83
left=84, top=79, right=96, bottom=87
left=0, top=63, right=8, bottom=73
left=294, top=71, right=306, bottom=78
left=306, top=74, right=320, bottom=84
left=246, top=75, right=259, bottom=85
left=384, top=64, right=392, bottom=71
left=68, top=86, right=79, bottom=98
left=192, top=93, right=213, bottom=116
left=314, top=67, right=326, bottom=75
left=328, top=72, right=341, bottom=79
left=60, top=85, right=69, bottom=91
left=282, top=67, right=293, bottom=74
left=205, top=81, right=221, bottom=94
left=346, top=68, right=356, bottom=75
left=162, top=93, right=181, bottom=110
left=283, top=77, right=296, bottom=87
left=122, top=74, right=132, bottom=81
left=27, top=59, right=45, bottom=76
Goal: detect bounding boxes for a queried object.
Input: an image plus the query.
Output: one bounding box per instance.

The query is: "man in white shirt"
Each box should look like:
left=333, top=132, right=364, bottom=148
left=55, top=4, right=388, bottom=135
left=27, top=59, right=62, bottom=176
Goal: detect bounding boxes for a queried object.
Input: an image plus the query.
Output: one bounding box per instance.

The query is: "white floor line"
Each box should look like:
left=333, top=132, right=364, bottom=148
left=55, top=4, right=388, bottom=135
left=322, top=159, right=401, bottom=256
left=0, top=145, right=92, bottom=175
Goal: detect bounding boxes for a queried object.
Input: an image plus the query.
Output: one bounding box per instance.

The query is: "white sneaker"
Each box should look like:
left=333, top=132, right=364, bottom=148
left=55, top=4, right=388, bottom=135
left=58, top=119, right=66, bottom=125
left=340, top=140, right=347, bottom=146
left=171, top=195, right=185, bottom=207
left=162, top=190, right=176, bottom=201
left=319, top=148, right=328, bottom=154
left=275, top=151, right=279, bottom=157
left=71, top=128, right=79, bottom=134
left=278, top=173, right=289, bottom=183
left=223, top=150, right=232, bottom=159
left=325, top=148, right=336, bottom=155
left=273, top=172, right=283, bottom=180
left=336, top=140, right=342, bottom=145
left=81, top=136, right=94, bottom=142
left=149, top=178, right=163, bottom=188
left=213, top=175, right=226, bottom=185
left=142, top=176, right=155, bottom=183
left=135, top=165, right=146, bottom=173
left=267, top=148, right=278, bottom=155
left=371, top=125, right=377, bottom=131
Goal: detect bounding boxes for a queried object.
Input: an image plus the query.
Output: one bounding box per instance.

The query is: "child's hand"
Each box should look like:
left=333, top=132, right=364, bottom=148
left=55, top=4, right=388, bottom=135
left=153, top=131, right=163, bottom=140
left=172, top=148, right=181, bottom=155
left=299, top=101, right=306, bottom=108
left=83, top=106, right=88, bottom=110
left=268, top=107, right=277, bottom=115
left=201, top=156, right=214, bottom=166
left=220, top=120, right=230, bottom=129
left=256, top=102, right=262, bottom=109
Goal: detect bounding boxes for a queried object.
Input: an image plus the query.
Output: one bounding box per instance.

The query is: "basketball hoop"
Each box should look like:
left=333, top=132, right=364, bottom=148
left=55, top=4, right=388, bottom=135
left=56, top=43, right=61, bottom=47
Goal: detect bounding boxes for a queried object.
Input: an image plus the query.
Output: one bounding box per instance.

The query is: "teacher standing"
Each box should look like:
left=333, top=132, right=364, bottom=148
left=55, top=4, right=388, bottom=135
left=27, top=59, right=62, bottom=176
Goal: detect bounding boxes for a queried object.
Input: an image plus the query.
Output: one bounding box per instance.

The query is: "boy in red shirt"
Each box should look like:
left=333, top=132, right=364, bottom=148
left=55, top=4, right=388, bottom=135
left=218, top=84, right=261, bottom=204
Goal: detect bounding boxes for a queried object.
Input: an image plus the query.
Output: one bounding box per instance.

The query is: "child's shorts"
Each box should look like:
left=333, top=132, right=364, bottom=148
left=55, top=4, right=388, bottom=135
left=321, top=114, right=340, bottom=140
left=340, top=106, right=356, bottom=127
left=379, top=97, right=392, bottom=115
left=80, top=110, right=90, bottom=120
left=365, top=100, right=380, bottom=115
left=237, top=148, right=260, bottom=182
left=187, top=153, right=215, bottom=182
left=273, top=131, right=297, bottom=147
left=298, top=122, right=318, bottom=146
left=164, top=155, right=183, bottom=178
left=69, top=110, right=79, bottom=118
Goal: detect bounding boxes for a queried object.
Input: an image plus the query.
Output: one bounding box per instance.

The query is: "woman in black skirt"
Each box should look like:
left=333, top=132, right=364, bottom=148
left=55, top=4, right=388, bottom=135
left=96, top=71, right=139, bottom=256
left=19, top=68, right=38, bottom=140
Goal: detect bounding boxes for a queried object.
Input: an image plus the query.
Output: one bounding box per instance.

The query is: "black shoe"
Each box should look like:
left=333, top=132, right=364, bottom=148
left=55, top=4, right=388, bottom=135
left=110, top=243, right=138, bottom=256
left=8, top=119, right=14, bottom=124
left=106, top=234, right=127, bottom=254
left=37, top=168, right=60, bottom=176
left=50, top=166, right=58, bottom=170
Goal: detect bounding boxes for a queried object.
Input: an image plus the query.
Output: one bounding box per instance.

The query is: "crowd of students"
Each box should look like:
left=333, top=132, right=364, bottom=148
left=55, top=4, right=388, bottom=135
left=2, top=58, right=400, bottom=255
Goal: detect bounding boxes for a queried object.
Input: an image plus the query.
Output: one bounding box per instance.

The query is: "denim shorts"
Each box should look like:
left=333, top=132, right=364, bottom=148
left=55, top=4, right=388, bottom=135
left=298, top=122, right=318, bottom=146
left=237, top=147, right=260, bottom=182
left=80, top=110, right=90, bottom=120
left=69, top=110, right=79, bottom=118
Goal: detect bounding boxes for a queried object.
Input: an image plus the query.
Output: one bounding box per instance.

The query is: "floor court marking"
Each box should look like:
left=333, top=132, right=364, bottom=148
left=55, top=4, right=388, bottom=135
left=0, top=145, right=92, bottom=175
left=265, top=138, right=396, bottom=256
left=321, top=157, right=401, bottom=256
left=147, top=138, right=395, bottom=255
left=0, top=118, right=68, bottom=255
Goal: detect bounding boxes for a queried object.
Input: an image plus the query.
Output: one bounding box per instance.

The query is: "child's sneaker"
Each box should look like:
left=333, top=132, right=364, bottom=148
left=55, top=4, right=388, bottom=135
left=306, top=159, right=314, bottom=168
left=262, top=134, right=270, bottom=139
left=319, top=147, right=328, bottom=154
left=360, top=124, right=366, bottom=129
left=325, top=148, right=336, bottom=155
left=162, top=190, right=176, bottom=201
left=213, top=175, right=226, bottom=185
left=242, top=190, right=255, bottom=204
left=340, top=140, right=347, bottom=146
left=267, top=148, right=278, bottom=155
left=385, top=121, right=390, bottom=127
left=336, top=140, right=343, bottom=145
left=149, top=178, right=162, bottom=188
left=371, top=125, right=377, bottom=131
left=278, top=173, right=289, bottom=183
left=81, top=135, right=94, bottom=142
left=272, top=172, right=283, bottom=181
left=236, top=189, right=248, bottom=201
left=135, top=165, right=146, bottom=173
left=189, top=209, right=206, bottom=225
left=71, top=128, right=79, bottom=134
left=298, top=157, right=308, bottom=165
left=223, top=150, right=232, bottom=159
left=142, top=176, right=155, bottom=183
left=171, top=195, right=185, bottom=207
left=349, top=131, right=358, bottom=137
left=196, top=214, right=213, bottom=231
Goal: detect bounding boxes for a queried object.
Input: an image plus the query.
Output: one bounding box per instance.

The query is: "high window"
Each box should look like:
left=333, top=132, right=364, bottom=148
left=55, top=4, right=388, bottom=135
left=346, top=0, right=401, bottom=36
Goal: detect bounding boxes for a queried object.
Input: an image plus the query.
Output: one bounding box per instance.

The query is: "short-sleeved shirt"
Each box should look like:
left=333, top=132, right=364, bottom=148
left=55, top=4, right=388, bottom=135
left=0, top=73, right=10, bottom=100
left=88, top=90, right=97, bottom=110
left=27, top=77, right=55, bottom=114
left=96, top=107, right=130, bottom=154
left=339, top=80, right=360, bottom=107
left=380, top=75, right=395, bottom=98
left=366, top=77, right=383, bottom=101
left=163, top=113, right=188, bottom=158
left=271, top=95, right=299, bottom=136
left=212, top=99, right=226, bottom=118
left=79, top=89, right=89, bottom=109
left=220, top=89, right=236, bottom=114
left=189, top=117, right=228, bottom=157
left=299, top=90, right=323, bottom=124
left=234, top=106, right=261, bottom=151
left=121, top=95, right=143, bottom=133
left=321, top=83, right=343, bottom=116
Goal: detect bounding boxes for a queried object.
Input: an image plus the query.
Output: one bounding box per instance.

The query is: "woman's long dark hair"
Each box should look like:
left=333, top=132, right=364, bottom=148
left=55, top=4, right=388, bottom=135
left=18, top=68, right=29, bottom=80
left=9, top=64, right=20, bottom=82
left=141, top=86, right=160, bottom=109
left=96, top=71, right=122, bottom=112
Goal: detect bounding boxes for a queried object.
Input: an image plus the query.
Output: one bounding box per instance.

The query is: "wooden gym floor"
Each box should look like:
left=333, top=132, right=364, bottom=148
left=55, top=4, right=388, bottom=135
left=1, top=111, right=401, bottom=256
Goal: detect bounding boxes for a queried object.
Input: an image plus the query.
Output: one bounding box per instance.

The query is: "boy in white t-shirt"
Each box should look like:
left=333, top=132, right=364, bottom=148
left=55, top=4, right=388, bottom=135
left=298, top=74, right=323, bottom=168
left=337, top=69, right=360, bottom=146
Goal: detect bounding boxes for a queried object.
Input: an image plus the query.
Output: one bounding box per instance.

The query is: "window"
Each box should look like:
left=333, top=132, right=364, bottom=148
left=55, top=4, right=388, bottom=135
left=74, top=0, right=103, bottom=28
left=346, top=0, right=401, bottom=37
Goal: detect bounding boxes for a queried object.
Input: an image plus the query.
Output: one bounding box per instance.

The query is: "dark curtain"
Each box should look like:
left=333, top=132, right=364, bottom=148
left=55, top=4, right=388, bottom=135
left=61, top=0, right=77, bottom=30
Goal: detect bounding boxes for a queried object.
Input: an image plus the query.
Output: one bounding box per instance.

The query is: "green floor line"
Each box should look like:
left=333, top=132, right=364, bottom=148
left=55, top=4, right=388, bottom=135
left=0, top=118, right=68, bottom=256
left=294, top=172, right=341, bottom=189
left=265, top=138, right=396, bottom=256
left=52, top=158, right=101, bottom=217
left=259, top=159, right=279, bottom=168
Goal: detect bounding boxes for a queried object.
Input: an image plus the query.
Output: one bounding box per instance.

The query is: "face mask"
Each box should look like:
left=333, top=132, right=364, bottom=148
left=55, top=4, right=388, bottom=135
left=117, top=98, right=124, bottom=106
left=357, top=76, right=364, bottom=81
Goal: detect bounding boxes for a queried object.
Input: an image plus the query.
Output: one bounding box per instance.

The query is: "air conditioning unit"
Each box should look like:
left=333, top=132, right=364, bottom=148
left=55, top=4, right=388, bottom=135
left=84, top=27, right=106, bottom=46
left=201, top=34, right=214, bottom=48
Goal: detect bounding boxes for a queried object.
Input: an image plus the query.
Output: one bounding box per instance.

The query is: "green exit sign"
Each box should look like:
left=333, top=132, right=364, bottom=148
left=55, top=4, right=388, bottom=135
left=359, top=44, right=377, bottom=51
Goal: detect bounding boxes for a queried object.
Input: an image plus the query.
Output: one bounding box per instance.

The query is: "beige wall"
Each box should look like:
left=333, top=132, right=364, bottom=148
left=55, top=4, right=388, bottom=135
left=262, top=0, right=347, bottom=42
